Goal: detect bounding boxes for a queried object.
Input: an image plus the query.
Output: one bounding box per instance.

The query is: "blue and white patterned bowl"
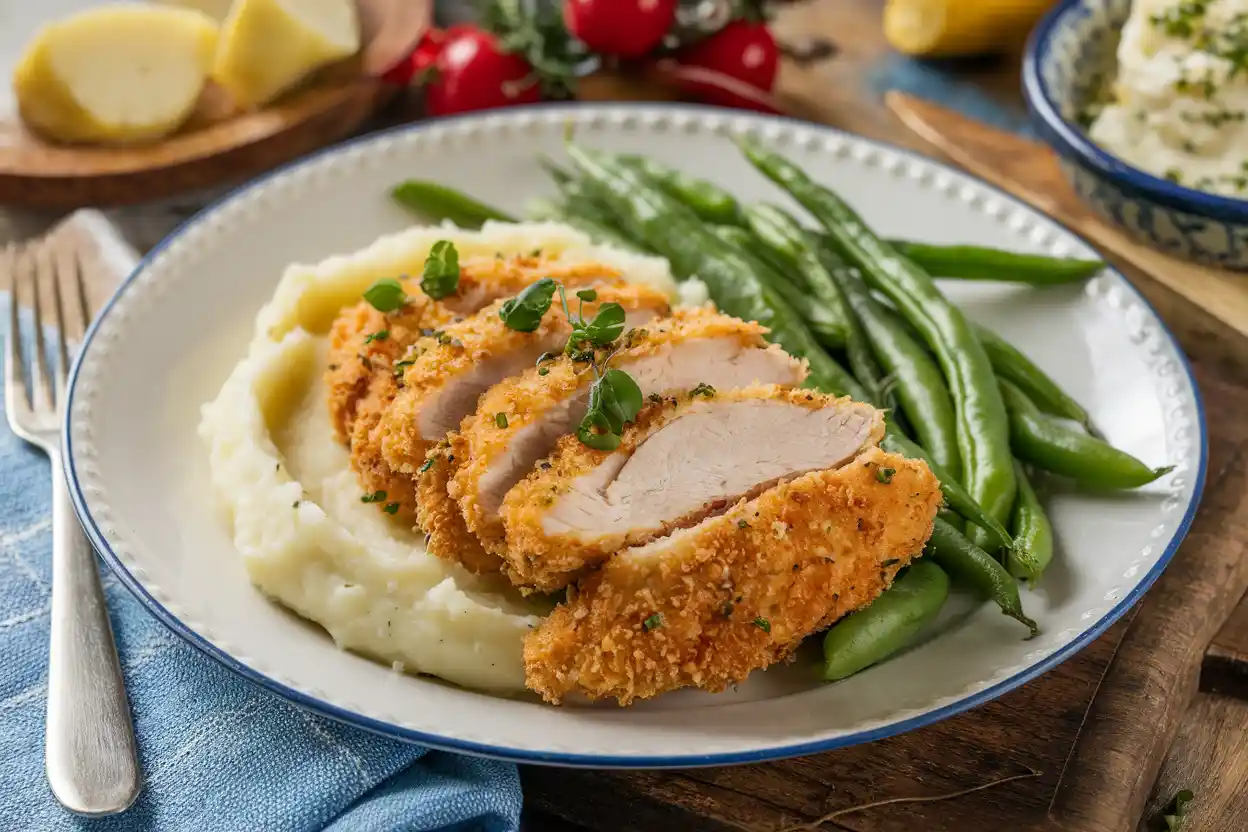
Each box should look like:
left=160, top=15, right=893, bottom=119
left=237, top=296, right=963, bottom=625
left=1023, top=0, right=1248, bottom=270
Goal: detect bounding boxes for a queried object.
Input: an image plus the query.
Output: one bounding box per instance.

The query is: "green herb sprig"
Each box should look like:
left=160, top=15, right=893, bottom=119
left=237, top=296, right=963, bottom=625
left=496, top=277, right=645, bottom=450
left=421, top=240, right=461, bottom=299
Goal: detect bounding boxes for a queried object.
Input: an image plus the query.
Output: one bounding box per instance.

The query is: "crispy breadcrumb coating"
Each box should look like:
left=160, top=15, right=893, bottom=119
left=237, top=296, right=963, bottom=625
left=523, top=447, right=941, bottom=705
left=325, top=253, right=631, bottom=524
left=414, top=440, right=500, bottom=574
left=378, top=283, right=671, bottom=477
left=448, top=309, right=796, bottom=555
left=500, top=385, right=885, bottom=593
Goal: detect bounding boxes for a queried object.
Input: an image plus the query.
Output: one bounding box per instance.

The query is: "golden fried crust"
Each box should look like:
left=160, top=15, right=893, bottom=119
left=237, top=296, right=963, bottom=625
left=415, top=440, right=500, bottom=574
left=325, top=283, right=452, bottom=444
left=523, top=447, right=941, bottom=705
left=325, top=253, right=641, bottom=527
left=443, top=254, right=625, bottom=314
left=378, top=283, right=672, bottom=477
left=501, top=385, right=884, bottom=593
left=449, top=309, right=774, bottom=554
left=325, top=253, right=627, bottom=445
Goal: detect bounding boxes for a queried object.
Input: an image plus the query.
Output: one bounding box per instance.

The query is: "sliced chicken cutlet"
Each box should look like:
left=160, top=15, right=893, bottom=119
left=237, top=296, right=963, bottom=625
left=502, top=385, right=885, bottom=592
left=440, top=309, right=809, bottom=569
left=524, top=447, right=942, bottom=705
left=378, top=283, right=672, bottom=478
left=415, top=440, right=502, bottom=574
left=325, top=253, right=636, bottom=522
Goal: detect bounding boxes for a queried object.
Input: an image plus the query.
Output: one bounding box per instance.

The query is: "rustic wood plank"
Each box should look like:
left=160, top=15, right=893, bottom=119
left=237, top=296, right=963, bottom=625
left=1202, top=592, right=1248, bottom=699
left=1048, top=368, right=1248, bottom=831
left=1138, top=694, right=1248, bottom=832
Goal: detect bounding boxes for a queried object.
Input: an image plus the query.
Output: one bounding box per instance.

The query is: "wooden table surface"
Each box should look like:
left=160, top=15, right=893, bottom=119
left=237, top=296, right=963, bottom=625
left=1, top=1, right=1244, bottom=830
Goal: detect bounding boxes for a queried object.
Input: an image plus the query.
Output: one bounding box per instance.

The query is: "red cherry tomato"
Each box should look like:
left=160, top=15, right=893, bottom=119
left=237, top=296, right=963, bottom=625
left=671, top=20, right=780, bottom=111
left=563, top=0, right=678, bottom=59
left=381, top=28, right=448, bottom=86
left=423, top=26, right=542, bottom=116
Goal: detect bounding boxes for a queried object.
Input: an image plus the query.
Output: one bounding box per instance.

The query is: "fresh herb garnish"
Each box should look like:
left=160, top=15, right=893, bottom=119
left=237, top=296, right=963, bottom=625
left=393, top=359, right=416, bottom=377
left=361, top=491, right=388, bottom=503
left=419, top=458, right=435, bottom=474
left=495, top=412, right=509, bottom=428
left=568, top=302, right=626, bottom=351
left=577, top=368, right=643, bottom=450
left=875, top=467, right=896, bottom=484
left=753, top=617, right=771, bottom=633
left=498, top=277, right=558, bottom=332
left=538, top=367, right=550, bottom=376
left=363, top=278, right=407, bottom=312
left=738, top=520, right=749, bottom=529
left=420, top=241, right=460, bottom=299
left=364, top=329, right=390, bottom=344
left=690, top=382, right=716, bottom=398
left=383, top=503, right=400, bottom=515
left=1164, top=789, right=1194, bottom=831
left=642, top=613, right=663, bottom=631
left=576, top=288, right=598, bottom=302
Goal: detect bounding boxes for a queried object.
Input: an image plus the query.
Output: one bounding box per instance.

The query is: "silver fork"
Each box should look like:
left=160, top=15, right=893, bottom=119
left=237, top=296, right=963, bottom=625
left=4, top=239, right=141, bottom=815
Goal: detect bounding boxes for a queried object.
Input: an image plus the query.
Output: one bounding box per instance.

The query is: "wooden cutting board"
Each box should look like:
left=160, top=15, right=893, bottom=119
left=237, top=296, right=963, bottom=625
left=0, top=0, right=429, bottom=210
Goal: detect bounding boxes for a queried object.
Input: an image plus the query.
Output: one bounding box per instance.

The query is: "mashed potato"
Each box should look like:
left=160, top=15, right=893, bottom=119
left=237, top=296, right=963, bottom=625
left=1090, top=0, right=1248, bottom=195
left=199, top=221, right=692, bottom=692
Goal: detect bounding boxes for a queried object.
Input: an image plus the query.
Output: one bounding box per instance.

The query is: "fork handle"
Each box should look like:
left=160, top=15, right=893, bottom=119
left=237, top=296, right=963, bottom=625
left=45, top=448, right=141, bottom=816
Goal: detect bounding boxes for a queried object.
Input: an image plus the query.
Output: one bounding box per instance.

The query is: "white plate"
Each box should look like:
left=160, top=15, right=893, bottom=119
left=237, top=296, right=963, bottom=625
left=65, top=104, right=1206, bottom=767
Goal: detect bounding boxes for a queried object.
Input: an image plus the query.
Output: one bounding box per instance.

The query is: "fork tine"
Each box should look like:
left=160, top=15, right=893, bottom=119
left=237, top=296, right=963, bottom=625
left=29, top=243, right=54, bottom=413
left=74, top=247, right=92, bottom=342
left=52, top=249, right=71, bottom=403
left=4, top=244, right=29, bottom=417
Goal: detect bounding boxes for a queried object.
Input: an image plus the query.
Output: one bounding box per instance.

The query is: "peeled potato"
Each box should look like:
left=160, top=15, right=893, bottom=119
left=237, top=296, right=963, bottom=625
left=12, top=4, right=219, bottom=145
left=157, top=0, right=238, bottom=22
left=212, top=0, right=360, bottom=109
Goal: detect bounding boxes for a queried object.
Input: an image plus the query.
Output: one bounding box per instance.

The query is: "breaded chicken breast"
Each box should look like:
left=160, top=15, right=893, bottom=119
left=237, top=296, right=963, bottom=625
left=415, top=439, right=499, bottom=574
left=500, top=385, right=885, bottom=593
left=378, top=283, right=671, bottom=478
left=524, top=447, right=942, bottom=705
left=325, top=253, right=637, bottom=522
left=446, top=309, right=809, bottom=563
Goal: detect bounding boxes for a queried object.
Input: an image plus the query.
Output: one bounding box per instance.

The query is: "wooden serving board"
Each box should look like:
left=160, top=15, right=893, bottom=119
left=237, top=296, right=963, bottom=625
left=0, top=0, right=429, bottom=210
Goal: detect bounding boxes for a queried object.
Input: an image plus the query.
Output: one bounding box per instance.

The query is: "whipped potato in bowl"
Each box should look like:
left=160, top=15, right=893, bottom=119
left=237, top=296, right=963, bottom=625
left=1089, top=0, right=1248, bottom=196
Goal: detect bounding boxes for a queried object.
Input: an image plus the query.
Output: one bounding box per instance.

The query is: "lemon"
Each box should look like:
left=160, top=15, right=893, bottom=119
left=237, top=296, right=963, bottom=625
left=884, top=0, right=1053, bottom=58
left=12, top=4, right=219, bottom=145
left=212, top=0, right=360, bottom=109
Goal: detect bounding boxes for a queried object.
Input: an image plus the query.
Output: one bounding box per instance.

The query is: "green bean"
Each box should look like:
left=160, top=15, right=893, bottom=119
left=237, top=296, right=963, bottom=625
left=526, top=198, right=647, bottom=253
left=883, top=240, right=1103, bottom=285
left=821, top=559, right=950, bottom=682
left=974, top=323, right=1099, bottom=436
left=390, top=180, right=517, bottom=227
left=738, top=139, right=1016, bottom=553
left=927, top=516, right=1038, bottom=636
left=619, top=155, right=745, bottom=226
left=999, top=380, right=1173, bottom=489
left=820, top=248, right=962, bottom=481
left=742, top=204, right=887, bottom=406
left=564, top=144, right=857, bottom=396
left=881, top=431, right=1016, bottom=552
left=1009, top=461, right=1054, bottom=583
left=708, top=225, right=849, bottom=350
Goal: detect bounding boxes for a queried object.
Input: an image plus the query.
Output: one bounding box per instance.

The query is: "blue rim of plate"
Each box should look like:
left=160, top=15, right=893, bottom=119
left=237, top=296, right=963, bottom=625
left=63, top=102, right=1208, bottom=769
left=1023, top=0, right=1248, bottom=223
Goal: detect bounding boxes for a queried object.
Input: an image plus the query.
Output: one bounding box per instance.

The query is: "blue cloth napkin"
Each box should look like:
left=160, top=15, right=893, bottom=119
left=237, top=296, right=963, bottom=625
left=0, top=300, right=523, bottom=831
